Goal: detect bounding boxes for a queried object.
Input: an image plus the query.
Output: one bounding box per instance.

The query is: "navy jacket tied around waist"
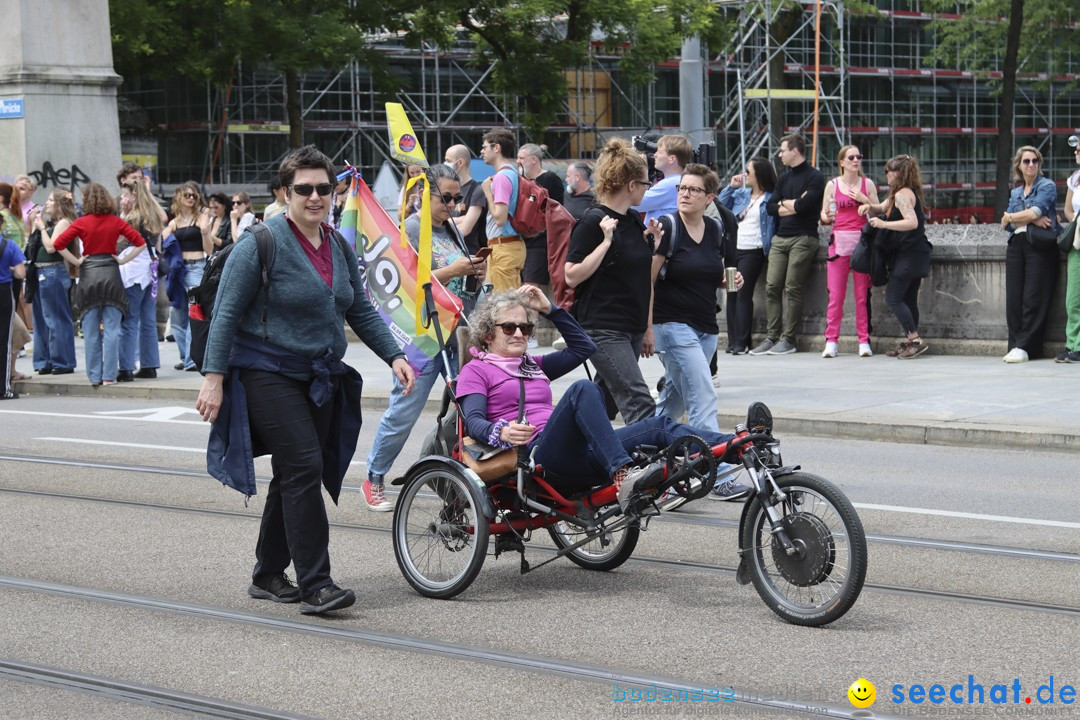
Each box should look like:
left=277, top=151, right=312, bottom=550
left=207, top=333, right=363, bottom=501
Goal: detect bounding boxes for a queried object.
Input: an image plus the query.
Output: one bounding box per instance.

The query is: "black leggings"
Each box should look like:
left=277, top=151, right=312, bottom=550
left=885, top=274, right=921, bottom=335
left=1, top=282, right=12, bottom=394
left=724, top=248, right=767, bottom=351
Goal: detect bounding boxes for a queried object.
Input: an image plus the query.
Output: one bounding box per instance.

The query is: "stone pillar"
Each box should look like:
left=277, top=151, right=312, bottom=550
left=0, top=0, right=122, bottom=203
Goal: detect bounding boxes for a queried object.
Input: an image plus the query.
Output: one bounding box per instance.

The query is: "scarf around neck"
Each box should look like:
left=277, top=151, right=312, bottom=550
left=471, top=348, right=546, bottom=379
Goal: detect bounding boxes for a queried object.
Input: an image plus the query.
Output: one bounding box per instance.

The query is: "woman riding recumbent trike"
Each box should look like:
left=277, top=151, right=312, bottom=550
left=391, top=286, right=867, bottom=627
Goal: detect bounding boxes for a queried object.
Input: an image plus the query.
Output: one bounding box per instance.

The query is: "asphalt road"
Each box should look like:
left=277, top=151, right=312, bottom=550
left=1, top=394, right=1078, bottom=720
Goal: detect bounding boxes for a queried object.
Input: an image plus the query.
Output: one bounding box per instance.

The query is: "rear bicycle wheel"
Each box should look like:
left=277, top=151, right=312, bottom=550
left=547, top=519, right=639, bottom=571
left=393, top=463, right=490, bottom=599
left=740, top=472, right=866, bottom=626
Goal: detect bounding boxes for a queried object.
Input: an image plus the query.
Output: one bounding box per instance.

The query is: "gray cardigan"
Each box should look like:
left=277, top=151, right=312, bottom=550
left=203, top=214, right=403, bottom=377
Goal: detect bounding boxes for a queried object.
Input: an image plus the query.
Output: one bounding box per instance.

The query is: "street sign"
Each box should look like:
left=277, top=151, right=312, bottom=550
left=0, top=98, right=25, bottom=119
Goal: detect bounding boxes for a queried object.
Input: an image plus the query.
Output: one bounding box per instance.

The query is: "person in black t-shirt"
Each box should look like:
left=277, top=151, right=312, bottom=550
left=517, top=143, right=564, bottom=287
left=565, top=139, right=663, bottom=425
left=445, top=144, right=487, bottom=255
left=651, top=164, right=743, bottom=435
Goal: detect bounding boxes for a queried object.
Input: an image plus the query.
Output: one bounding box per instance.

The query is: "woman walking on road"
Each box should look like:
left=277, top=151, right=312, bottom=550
left=195, top=145, right=415, bottom=615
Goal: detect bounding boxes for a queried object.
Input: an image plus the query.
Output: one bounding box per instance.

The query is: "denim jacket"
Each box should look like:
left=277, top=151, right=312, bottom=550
left=717, top=186, right=775, bottom=256
left=1006, top=175, right=1060, bottom=237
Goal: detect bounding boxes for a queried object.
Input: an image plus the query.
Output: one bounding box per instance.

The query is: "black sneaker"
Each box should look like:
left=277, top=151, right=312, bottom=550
left=1055, top=349, right=1080, bottom=364
left=299, top=584, right=356, bottom=614
left=174, top=362, right=186, bottom=370
left=1, top=390, right=18, bottom=400
left=746, top=401, right=773, bottom=435
left=248, top=573, right=301, bottom=603
left=52, top=368, right=74, bottom=375
left=117, top=370, right=135, bottom=382
left=134, top=368, right=158, bottom=379
left=38, top=367, right=53, bottom=375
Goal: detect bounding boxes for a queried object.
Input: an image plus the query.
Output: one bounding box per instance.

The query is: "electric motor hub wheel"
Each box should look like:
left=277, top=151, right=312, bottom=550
left=770, top=511, right=835, bottom=587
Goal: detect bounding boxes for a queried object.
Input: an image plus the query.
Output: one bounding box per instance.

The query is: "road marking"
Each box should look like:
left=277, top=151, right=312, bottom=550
left=853, top=502, right=1080, bottom=529
left=93, top=406, right=203, bottom=422
left=0, top=409, right=203, bottom=425
left=34, top=437, right=366, bottom=465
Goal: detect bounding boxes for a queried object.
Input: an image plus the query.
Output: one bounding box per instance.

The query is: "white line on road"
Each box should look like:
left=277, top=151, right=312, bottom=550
left=1, top=409, right=204, bottom=425
left=34, top=437, right=366, bottom=465
left=853, top=502, right=1080, bottom=529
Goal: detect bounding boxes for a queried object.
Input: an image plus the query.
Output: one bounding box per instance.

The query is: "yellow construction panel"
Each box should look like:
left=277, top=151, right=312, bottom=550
left=744, top=89, right=818, bottom=100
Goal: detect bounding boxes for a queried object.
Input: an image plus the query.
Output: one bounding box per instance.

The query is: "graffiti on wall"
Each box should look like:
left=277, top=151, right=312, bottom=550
left=28, top=162, right=92, bottom=192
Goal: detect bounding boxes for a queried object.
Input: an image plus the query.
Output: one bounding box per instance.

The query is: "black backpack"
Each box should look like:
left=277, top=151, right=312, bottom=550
left=187, top=223, right=276, bottom=373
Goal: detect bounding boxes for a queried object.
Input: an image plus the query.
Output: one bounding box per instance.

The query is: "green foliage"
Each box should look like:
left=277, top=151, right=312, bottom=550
left=923, top=0, right=1074, bottom=86
left=403, top=0, right=725, bottom=134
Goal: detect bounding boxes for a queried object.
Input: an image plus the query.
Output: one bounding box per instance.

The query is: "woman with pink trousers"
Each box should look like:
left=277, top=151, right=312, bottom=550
left=819, top=145, right=879, bottom=358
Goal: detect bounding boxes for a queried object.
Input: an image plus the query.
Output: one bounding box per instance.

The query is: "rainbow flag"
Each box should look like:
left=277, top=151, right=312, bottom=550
left=339, top=169, right=462, bottom=375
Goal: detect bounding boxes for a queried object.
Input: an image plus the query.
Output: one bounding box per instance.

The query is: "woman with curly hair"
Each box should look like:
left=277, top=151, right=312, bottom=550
left=859, top=155, right=932, bottom=359
left=564, top=138, right=664, bottom=424
left=456, top=286, right=748, bottom=508
left=51, top=182, right=146, bottom=385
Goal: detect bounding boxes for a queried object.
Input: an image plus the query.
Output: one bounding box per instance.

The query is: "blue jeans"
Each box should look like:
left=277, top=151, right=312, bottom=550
left=533, top=380, right=733, bottom=481
left=31, top=264, right=77, bottom=371
left=83, top=305, right=123, bottom=384
left=171, top=258, right=205, bottom=369
left=366, top=345, right=457, bottom=478
left=654, top=322, right=720, bottom=432
left=120, top=283, right=160, bottom=371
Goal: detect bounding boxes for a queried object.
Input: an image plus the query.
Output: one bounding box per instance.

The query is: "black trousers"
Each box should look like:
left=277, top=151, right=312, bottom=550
left=242, top=369, right=336, bottom=595
left=1, top=282, right=12, bottom=395
left=724, top=249, right=767, bottom=351
left=1006, top=236, right=1059, bottom=358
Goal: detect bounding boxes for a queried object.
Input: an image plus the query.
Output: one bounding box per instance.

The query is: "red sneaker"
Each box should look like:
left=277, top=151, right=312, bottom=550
left=362, top=479, right=393, bottom=512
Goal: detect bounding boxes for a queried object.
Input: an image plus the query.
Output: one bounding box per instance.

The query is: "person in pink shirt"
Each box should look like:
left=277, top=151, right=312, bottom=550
left=819, top=146, right=880, bottom=358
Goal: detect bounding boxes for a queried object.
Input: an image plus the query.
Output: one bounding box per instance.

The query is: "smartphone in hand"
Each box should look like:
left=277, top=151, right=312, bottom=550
left=473, top=247, right=492, bottom=260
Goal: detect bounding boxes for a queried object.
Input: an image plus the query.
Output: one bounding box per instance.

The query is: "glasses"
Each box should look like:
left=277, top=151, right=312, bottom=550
left=676, top=185, right=707, bottom=197
left=183, top=192, right=198, bottom=199
left=1021, top=158, right=1041, bottom=166
left=846, top=154, right=864, bottom=161
left=231, top=199, right=246, bottom=205
left=632, top=180, right=653, bottom=188
left=433, top=192, right=464, bottom=205
left=496, top=322, right=535, bottom=336
left=290, top=183, right=334, bottom=197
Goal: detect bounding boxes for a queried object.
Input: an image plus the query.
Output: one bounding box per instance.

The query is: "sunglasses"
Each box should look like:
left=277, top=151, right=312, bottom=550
left=847, top=154, right=864, bottom=161
left=183, top=192, right=198, bottom=199
left=433, top=192, right=464, bottom=205
left=676, top=185, right=707, bottom=197
left=1021, top=158, right=1041, bottom=166
left=496, top=322, right=535, bottom=336
left=290, top=183, right=334, bottom=197
left=231, top=199, right=246, bottom=205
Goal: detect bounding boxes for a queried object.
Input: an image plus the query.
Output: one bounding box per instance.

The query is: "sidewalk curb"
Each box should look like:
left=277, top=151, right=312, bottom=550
left=15, top=380, right=1079, bottom=453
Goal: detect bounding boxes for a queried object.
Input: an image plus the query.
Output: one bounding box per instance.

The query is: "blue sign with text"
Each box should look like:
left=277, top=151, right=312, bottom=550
left=0, top=98, right=25, bottom=119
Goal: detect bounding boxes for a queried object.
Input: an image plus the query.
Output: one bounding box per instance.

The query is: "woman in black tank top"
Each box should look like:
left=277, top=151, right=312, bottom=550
left=162, top=181, right=212, bottom=371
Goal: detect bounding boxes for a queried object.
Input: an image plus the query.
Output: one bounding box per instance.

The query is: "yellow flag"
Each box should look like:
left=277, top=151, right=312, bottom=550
left=388, top=103, right=433, bottom=334
left=386, top=102, right=429, bottom=167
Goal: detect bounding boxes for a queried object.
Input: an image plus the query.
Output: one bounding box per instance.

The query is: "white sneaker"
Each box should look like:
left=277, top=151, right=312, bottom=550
left=858, top=342, right=873, bottom=357
left=1003, top=347, right=1029, bottom=363
left=821, top=341, right=838, bottom=358
left=552, top=336, right=566, bottom=350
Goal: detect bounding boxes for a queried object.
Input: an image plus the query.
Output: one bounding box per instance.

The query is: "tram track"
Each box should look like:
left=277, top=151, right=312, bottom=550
left=3, top=484, right=1079, bottom=619
left=3, top=451, right=1078, bottom=565
left=0, top=658, right=314, bottom=720
left=0, top=575, right=887, bottom=720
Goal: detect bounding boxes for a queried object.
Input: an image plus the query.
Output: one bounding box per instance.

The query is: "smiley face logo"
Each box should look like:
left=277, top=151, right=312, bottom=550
left=848, top=678, right=876, bottom=708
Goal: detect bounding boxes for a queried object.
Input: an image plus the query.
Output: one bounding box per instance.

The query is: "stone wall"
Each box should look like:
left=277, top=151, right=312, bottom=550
left=720, top=225, right=1072, bottom=356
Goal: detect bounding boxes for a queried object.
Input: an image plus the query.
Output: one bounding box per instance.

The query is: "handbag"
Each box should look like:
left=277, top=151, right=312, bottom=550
left=459, top=377, right=527, bottom=482
left=849, top=224, right=875, bottom=274
left=1058, top=217, right=1079, bottom=252
left=23, top=229, right=43, bottom=304
left=1025, top=223, right=1059, bottom=250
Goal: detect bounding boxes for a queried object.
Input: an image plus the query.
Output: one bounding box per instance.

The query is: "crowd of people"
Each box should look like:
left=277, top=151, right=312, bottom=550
left=5, top=132, right=1080, bottom=614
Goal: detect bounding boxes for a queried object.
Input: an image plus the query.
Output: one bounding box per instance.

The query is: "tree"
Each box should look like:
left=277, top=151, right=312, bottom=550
left=110, top=0, right=398, bottom=148
left=402, top=0, right=727, bottom=137
left=923, top=0, right=1074, bottom=215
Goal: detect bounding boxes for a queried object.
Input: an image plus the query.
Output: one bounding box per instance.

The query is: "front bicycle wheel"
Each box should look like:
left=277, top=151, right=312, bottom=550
left=547, top=519, right=639, bottom=571
left=393, top=463, right=490, bottom=599
left=740, top=471, right=866, bottom=626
